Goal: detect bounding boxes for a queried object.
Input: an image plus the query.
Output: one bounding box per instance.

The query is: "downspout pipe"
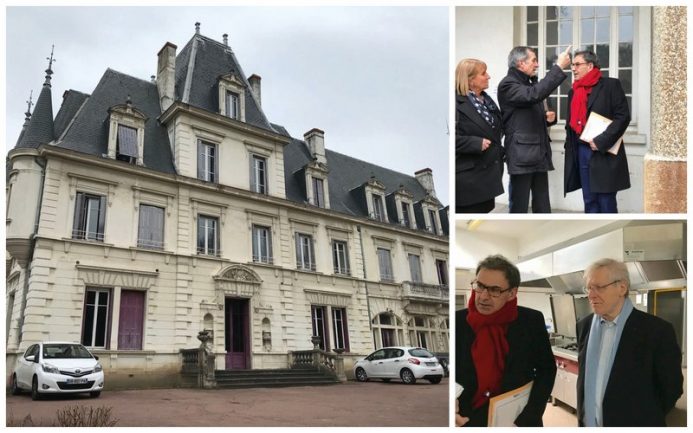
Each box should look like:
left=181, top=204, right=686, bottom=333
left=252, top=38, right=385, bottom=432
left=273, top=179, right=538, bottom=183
left=356, top=226, right=375, bottom=348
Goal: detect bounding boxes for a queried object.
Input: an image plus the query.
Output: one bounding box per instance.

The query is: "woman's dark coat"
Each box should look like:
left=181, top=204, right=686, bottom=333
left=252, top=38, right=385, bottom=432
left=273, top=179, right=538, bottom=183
left=564, top=76, right=631, bottom=195
left=455, top=94, right=504, bottom=207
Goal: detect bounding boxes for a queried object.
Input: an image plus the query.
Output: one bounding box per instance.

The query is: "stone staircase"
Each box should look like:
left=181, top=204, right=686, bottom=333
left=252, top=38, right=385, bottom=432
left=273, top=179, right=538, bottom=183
left=214, top=368, right=341, bottom=389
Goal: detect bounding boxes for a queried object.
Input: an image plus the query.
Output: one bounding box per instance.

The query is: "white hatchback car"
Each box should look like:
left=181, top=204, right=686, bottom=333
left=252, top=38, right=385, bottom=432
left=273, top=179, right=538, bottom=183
left=354, top=346, right=444, bottom=384
left=11, top=342, right=104, bottom=400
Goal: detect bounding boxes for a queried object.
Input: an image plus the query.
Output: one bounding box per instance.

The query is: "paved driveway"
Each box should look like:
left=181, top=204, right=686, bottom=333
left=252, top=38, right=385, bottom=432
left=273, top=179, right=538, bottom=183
left=6, top=378, right=449, bottom=427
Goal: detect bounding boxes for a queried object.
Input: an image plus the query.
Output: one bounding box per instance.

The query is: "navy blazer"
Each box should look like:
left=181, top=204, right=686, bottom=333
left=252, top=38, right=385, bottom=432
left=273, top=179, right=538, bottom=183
left=564, top=76, right=631, bottom=195
left=456, top=307, right=556, bottom=427
left=576, top=308, right=683, bottom=426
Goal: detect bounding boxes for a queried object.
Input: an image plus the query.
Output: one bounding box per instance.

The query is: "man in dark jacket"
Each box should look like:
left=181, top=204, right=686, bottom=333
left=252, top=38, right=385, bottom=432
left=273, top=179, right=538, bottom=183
left=497, top=46, right=571, bottom=213
left=577, top=258, right=683, bottom=426
left=456, top=255, right=556, bottom=427
left=564, top=50, right=631, bottom=213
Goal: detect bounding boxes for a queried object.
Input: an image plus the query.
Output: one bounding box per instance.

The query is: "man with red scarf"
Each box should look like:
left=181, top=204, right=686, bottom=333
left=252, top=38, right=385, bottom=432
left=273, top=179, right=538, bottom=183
left=564, top=50, right=631, bottom=213
left=456, top=255, right=556, bottom=426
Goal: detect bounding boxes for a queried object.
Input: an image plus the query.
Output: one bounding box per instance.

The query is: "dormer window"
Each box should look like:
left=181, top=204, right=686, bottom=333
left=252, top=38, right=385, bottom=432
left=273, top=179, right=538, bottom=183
left=107, top=100, right=146, bottom=165
left=372, top=194, right=386, bottom=222
left=313, top=177, right=325, bottom=208
left=226, top=90, right=240, bottom=119
left=218, top=74, right=246, bottom=121
left=116, top=125, right=138, bottom=163
left=401, top=201, right=412, bottom=228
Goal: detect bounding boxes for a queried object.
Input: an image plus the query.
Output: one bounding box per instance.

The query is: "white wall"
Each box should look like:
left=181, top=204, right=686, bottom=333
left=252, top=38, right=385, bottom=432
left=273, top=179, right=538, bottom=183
left=455, top=226, right=518, bottom=269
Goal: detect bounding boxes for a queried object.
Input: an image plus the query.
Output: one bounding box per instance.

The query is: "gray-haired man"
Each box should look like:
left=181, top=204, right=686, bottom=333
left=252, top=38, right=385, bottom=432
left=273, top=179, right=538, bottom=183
left=497, top=45, right=571, bottom=213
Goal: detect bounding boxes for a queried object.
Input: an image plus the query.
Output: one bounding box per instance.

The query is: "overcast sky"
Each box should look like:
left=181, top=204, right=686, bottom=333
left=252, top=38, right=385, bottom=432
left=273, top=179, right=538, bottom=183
left=5, top=6, right=450, bottom=203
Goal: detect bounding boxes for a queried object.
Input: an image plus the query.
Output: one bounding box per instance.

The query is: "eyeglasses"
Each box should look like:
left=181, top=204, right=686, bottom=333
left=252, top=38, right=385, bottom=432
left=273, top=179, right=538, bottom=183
left=583, top=279, right=621, bottom=294
left=571, top=62, right=588, bottom=68
left=471, top=280, right=513, bottom=298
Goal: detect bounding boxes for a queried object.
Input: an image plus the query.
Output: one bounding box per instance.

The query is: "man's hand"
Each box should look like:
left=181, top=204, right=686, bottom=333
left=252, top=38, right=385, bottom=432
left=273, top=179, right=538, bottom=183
left=546, top=111, right=556, bottom=123
left=455, top=399, right=469, bottom=427
left=589, top=140, right=598, bottom=151
left=481, top=138, right=491, bottom=151
left=556, top=45, right=572, bottom=69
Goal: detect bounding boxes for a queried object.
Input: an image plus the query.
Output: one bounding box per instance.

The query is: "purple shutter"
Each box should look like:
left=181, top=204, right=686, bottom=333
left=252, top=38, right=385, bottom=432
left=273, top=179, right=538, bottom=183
left=118, top=290, right=145, bottom=350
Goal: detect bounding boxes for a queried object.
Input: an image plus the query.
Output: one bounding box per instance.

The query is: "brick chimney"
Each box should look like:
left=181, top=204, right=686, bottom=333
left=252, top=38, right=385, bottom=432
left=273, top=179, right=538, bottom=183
left=249, top=74, right=262, bottom=107
left=304, top=128, right=326, bottom=165
left=157, top=42, right=177, bottom=112
left=415, top=168, right=436, bottom=198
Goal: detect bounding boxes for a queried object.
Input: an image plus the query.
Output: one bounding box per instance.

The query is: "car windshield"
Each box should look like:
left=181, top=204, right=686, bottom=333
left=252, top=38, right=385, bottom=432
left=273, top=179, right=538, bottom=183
left=408, top=348, right=434, bottom=358
left=43, top=344, right=93, bottom=359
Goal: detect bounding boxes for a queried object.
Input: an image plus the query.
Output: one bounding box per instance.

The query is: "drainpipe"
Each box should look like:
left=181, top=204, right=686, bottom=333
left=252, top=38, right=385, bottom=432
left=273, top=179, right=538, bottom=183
left=356, top=226, right=375, bottom=348
left=17, top=156, right=46, bottom=341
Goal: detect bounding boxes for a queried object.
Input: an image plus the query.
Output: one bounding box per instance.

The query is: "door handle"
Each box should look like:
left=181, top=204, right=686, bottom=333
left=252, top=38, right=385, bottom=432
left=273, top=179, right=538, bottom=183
left=394, top=360, right=400, bottom=362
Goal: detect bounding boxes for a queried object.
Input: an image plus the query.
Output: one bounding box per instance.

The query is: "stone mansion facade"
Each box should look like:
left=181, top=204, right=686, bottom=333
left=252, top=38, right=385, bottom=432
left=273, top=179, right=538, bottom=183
left=6, top=28, right=449, bottom=387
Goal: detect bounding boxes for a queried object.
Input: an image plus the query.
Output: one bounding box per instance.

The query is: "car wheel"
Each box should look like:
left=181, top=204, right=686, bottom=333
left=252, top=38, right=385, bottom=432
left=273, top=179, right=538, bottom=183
left=428, top=377, right=442, bottom=384
left=90, top=391, right=101, bottom=398
left=31, top=376, right=41, bottom=401
left=382, top=378, right=391, bottom=383
left=355, top=367, right=368, bottom=382
left=400, top=368, right=416, bottom=385
left=11, top=374, right=21, bottom=395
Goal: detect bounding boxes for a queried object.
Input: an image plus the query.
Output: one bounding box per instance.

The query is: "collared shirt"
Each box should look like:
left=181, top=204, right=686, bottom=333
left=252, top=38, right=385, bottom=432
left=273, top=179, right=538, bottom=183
left=593, top=314, right=621, bottom=426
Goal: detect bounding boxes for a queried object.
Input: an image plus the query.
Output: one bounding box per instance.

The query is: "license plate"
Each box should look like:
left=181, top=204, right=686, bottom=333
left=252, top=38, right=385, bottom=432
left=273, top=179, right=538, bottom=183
left=425, top=362, right=436, bottom=366
left=66, top=378, right=88, bottom=384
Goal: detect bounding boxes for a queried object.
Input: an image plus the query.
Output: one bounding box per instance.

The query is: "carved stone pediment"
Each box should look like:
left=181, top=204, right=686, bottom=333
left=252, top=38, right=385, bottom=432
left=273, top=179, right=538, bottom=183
left=214, top=264, right=261, bottom=301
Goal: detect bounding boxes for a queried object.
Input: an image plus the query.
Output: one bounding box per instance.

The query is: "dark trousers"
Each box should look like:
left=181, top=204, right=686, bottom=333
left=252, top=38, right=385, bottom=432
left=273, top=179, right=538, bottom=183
left=508, top=172, right=551, bottom=213
left=578, top=144, right=618, bottom=213
left=457, top=199, right=495, bottom=214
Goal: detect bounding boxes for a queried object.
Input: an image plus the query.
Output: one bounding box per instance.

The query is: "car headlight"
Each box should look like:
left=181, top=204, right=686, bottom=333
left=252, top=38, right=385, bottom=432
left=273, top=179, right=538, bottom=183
left=94, top=363, right=103, bottom=373
left=41, top=363, right=60, bottom=374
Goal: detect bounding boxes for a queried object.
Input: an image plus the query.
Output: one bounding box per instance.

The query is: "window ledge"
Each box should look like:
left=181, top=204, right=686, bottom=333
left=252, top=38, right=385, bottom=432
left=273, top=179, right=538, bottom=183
left=90, top=349, right=157, bottom=356
left=130, top=246, right=173, bottom=255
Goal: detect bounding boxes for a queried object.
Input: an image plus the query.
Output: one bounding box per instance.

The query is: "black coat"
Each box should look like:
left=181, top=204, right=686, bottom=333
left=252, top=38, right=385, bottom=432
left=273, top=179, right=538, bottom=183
left=564, top=76, right=631, bottom=195
left=455, top=94, right=504, bottom=207
left=456, top=307, right=557, bottom=427
left=497, top=65, right=566, bottom=175
left=576, top=309, right=683, bottom=426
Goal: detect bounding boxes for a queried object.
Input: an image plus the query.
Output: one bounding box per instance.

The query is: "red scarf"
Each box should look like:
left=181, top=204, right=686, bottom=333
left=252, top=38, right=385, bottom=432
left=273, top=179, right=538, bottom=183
left=466, top=291, right=518, bottom=409
left=569, top=67, right=602, bottom=134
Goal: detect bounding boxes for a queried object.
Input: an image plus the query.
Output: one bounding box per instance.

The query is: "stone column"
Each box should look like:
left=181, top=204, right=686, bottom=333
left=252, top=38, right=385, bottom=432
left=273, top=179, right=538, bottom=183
left=644, top=7, right=687, bottom=213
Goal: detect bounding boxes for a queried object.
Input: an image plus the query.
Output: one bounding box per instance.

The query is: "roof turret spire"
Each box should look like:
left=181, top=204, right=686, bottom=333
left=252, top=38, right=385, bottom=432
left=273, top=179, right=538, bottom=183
left=44, top=44, right=56, bottom=86
left=15, top=47, right=56, bottom=148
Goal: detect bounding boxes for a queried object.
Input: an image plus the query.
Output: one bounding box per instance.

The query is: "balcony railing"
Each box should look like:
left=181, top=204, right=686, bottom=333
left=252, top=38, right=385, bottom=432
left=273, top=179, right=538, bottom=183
left=402, top=281, right=449, bottom=301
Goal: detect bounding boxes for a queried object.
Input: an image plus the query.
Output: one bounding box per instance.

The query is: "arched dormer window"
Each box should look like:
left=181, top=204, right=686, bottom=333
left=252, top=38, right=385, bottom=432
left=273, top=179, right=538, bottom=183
left=107, top=99, right=147, bottom=165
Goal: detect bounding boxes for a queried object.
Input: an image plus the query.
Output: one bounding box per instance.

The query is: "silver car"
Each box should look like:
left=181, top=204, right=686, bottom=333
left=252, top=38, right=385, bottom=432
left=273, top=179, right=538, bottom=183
left=11, top=341, right=105, bottom=400
left=354, top=346, right=444, bottom=384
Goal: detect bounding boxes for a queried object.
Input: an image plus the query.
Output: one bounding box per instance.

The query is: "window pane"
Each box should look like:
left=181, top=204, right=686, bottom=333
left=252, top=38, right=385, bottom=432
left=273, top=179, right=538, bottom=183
left=558, top=96, right=568, bottom=120
left=559, top=20, right=572, bottom=45
left=527, top=6, right=538, bottom=22
left=83, top=304, right=94, bottom=345
left=95, top=304, right=108, bottom=347
left=527, top=23, right=538, bottom=46
left=596, top=43, right=609, bottom=68
left=548, top=96, right=558, bottom=115
left=596, top=17, right=610, bottom=42
left=581, top=19, right=594, bottom=44
left=581, top=6, right=594, bottom=19
left=545, top=46, right=558, bottom=70
left=596, top=6, right=610, bottom=17
left=546, top=21, right=558, bottom=45
left=619, top=42, right=633, bottom=68
left=619, top=6, right=633, bottom=14
left=619, top=69, right=632, bottom=94
left=117, top=125, right=138, bottom=157
left=546, top=6, right=557, bottom=20
left=619, top=15, right=633, bottom=43
left=559, top=78, right=571, bottom=95
left=558, top=6, right=572, bottom=19
left=626, top=96, right=631, bottom=114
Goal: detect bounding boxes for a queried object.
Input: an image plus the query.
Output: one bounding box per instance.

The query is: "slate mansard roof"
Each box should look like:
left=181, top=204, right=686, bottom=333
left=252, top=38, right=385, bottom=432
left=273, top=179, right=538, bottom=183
left=12, top=31, right=443, bottom=226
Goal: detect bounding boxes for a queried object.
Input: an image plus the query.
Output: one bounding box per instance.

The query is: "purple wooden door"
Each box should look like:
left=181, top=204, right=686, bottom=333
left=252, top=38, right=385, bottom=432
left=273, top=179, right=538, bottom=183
left=118, top=290, right=145, bottom=350
left=225, top=298, right=249, bottom=369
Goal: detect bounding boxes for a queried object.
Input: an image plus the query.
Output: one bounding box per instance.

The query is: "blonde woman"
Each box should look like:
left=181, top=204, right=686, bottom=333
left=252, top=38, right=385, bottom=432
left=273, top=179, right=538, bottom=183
left=455, top=59, right=504, bottom=213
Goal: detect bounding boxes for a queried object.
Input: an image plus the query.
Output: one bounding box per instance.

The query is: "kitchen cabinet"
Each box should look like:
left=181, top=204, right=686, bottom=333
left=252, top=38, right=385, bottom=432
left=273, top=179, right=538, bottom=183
left=551, top=350, right=578, bottom=411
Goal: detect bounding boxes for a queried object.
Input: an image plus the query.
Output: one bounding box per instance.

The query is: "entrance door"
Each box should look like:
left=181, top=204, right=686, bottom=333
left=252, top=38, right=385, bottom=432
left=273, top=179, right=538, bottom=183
left=118, top=290, right=145, bottom=350
left=225, top=298, right=249, bottom=369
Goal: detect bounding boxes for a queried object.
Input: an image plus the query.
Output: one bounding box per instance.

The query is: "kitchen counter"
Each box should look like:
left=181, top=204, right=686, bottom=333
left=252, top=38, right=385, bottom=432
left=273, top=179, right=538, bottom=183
left=552, top=346, right=578, bottom=362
